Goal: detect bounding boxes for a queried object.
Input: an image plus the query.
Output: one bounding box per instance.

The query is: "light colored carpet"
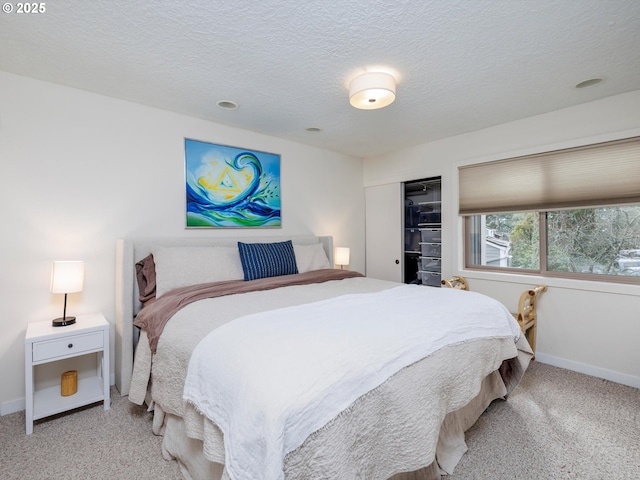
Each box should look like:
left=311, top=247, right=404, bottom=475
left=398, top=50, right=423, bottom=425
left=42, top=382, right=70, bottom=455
left=1, top=361, right=639, bottom=479
left=0, top=388, right=182, bottom=480
left=448, top=361, right=640, bottom=480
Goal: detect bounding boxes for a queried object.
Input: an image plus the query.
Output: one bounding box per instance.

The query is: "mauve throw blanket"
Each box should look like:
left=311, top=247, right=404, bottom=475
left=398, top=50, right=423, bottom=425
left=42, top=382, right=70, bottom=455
left=133, top=269, right=364, bottom=353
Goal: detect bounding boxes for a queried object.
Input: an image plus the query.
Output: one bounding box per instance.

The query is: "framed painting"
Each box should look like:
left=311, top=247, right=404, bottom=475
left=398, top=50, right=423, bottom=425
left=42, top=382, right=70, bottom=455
left=185, top=139, right=281, bottom=228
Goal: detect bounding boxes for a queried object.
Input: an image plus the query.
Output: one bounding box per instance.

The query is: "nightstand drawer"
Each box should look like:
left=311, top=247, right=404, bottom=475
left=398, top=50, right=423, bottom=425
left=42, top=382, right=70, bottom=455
left=32, top=331, right=104, bottom=362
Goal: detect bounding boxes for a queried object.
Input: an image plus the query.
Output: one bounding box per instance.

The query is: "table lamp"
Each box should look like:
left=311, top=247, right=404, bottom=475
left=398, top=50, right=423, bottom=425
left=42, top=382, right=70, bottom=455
left=50, top=261, right=84, bottom=327
left=334, top=247, right=350, bottom=270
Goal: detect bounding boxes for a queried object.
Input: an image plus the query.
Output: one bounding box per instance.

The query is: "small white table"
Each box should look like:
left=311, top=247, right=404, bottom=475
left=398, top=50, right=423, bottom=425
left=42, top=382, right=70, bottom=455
left=24, top=313, right=110, bottom=434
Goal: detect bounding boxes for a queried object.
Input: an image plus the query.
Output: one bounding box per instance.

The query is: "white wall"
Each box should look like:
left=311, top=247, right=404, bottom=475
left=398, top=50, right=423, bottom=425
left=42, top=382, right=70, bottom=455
left=363, top=90, right=640, bottom=388
left=0, top=71, right=365, bottom=413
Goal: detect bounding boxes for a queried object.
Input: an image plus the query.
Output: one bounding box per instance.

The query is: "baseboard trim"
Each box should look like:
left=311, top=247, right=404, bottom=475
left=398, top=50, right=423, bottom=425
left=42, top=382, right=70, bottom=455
left=535, top=352, right=640, bottom=389
left=0, top=398, right=25, bottom=416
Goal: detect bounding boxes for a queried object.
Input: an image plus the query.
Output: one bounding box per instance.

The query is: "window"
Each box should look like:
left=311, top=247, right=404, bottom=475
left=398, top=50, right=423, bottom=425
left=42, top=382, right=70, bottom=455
left=459, top=137, right=640, bottom=284
left=547, top=206, right=640, bottom=277
left=466, top=213, right=539, bottom=271
left=466, top=206, right=640, bottom=282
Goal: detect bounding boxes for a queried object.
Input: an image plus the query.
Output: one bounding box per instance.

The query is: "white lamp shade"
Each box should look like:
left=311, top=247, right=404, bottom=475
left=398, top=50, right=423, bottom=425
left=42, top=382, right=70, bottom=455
left=334, top=247, right=350, bottom=266
left=50, top=261, right=85, bottom=294
left=349, top=72, right=396, bottom=110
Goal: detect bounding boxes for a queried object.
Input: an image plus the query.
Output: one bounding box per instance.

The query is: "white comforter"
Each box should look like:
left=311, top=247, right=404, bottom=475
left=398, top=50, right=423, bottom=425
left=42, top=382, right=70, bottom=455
left=183, top=285, right=521, bottom=480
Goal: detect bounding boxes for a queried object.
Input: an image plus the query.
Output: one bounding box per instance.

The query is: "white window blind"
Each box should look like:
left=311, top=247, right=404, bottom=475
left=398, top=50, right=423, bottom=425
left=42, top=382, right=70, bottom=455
left=458, top=137, right=640, bottom=215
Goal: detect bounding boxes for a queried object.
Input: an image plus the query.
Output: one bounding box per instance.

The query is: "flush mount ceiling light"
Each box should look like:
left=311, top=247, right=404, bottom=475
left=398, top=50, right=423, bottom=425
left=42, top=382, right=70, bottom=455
left=349, top=72, right=396, bottom=110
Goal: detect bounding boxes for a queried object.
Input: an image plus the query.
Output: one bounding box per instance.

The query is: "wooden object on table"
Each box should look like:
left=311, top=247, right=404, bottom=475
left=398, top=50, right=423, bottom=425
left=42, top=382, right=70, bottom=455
left=512, top=285, right=547, bottom=354
left=440, top=275, right=469, bottom=290
left=61, top=370, right=78, bottom=396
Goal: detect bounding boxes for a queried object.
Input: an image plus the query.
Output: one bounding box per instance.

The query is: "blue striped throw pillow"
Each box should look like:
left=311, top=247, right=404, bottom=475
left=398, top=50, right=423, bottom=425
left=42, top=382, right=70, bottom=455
left=237, top=240, right=299, bottom=281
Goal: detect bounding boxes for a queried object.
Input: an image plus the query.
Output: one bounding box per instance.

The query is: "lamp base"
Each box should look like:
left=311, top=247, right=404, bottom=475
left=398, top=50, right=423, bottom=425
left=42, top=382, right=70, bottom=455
left=52, top=316, right=76, bottom=327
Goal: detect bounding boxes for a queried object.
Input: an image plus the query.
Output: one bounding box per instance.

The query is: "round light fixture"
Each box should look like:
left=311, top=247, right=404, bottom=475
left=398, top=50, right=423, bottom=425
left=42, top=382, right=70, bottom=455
left=349, top=72, right=396, bottom=110
left=305, top=127, right=322, bottom=132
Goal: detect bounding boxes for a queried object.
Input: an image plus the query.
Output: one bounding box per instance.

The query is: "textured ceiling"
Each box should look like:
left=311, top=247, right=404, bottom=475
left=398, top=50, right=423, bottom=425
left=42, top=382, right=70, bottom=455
left=1, top=0, right=640, bottom=158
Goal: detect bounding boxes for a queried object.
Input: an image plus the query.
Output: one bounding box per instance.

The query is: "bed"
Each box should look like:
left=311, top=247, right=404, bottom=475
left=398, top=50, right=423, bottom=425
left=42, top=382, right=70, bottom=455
left=114, top=235, right=532, bottom=480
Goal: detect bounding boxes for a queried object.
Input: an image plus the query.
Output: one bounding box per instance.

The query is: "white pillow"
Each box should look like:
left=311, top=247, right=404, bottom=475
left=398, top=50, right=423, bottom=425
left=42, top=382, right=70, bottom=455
left=293, top=243, right=331, bottom=273
left=152, top=246, right=244, bottom=297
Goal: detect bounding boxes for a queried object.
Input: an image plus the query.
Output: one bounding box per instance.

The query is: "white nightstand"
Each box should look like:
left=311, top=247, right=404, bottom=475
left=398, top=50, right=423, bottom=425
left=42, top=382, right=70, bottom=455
left=24, top=312, right=110, bottom=434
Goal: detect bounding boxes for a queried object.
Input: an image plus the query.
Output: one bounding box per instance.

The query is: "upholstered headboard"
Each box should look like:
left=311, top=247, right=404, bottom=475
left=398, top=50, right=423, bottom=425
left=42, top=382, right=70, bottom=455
left=114, top=235, right=333, bottom=395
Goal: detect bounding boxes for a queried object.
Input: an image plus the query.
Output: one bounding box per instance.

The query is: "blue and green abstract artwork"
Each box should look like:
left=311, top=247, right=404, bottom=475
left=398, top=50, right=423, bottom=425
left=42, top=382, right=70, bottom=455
left=185, top=139, right=281, bottom=228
